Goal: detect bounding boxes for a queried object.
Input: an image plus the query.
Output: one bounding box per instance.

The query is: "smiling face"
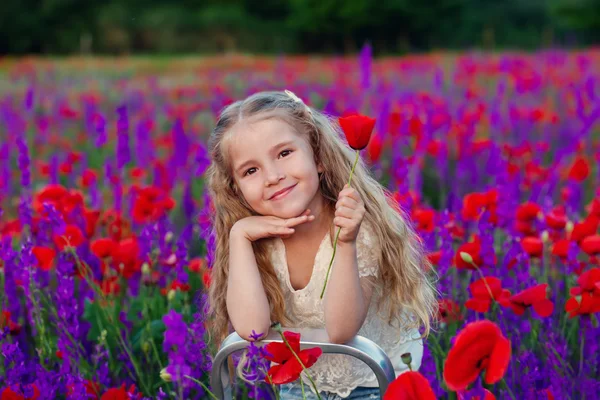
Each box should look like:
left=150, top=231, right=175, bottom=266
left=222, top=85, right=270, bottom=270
left=227, top=116, right=326, bottom=219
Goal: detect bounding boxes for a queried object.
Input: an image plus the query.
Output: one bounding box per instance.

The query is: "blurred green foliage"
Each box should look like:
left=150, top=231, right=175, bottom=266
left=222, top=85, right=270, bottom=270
left=0, top=0, right=598, bottom=54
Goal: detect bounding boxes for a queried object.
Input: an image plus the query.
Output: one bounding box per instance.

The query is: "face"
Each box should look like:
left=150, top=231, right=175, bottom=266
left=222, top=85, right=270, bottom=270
left=228, top=117, right=325, bottom=219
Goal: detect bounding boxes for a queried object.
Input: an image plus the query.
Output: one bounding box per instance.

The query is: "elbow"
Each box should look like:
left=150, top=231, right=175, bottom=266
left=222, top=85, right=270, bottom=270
left=326, top=326, right=357, bottom=344
left=235, top=323, right=271, bottom=342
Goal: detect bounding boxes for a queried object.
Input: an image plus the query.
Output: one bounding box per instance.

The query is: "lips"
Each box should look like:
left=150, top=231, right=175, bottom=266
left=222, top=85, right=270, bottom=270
left=270, top=184, right=296, bottom=200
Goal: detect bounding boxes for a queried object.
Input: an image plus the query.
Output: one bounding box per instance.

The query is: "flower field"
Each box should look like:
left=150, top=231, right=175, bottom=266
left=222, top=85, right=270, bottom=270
left=1, top=48, right=600, bottom=399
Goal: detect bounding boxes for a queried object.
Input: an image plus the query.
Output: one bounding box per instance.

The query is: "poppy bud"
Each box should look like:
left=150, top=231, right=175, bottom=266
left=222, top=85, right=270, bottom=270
left=460, top=252, right=474, bottom=264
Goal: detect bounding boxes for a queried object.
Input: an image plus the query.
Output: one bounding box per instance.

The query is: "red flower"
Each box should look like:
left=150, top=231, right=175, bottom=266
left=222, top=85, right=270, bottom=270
left=412, top=208, right=436, bottom=232
left=367, top=134, right=383, bottom=162
left=570, top=215, right=599, bottom=243
left=565, top=292, right=600, bottom=318
left=551, top=239, right=571, bottom=259
left=461, top=190, right=498, bottom=224
left=568, top=156, right=590, bottom=182
left=515, top=202, right=541, bottom=221
left=111, top=237, right=141, bottom=279
left=131, top=186, right=176, bottom=224
left=0, top=311, right=21, bottom=335
left=100, top=384, right=141, bottom=400
left=465, top=277, right=510, bottom=313
left=263, top=331, right=323, bottom=384
left=338, top=114, right=376, bottom=150
left=455, top=238, right=483, bottom=270
left=569, top=268, right=600, bottom=296
left=53, top=225, right=86, bottom=250
left=383, top=371, right=436, bottom=400
left=521, top=236, right=543, bottom=257
left=545, top=207, right=567, bottom=230
left=443, top=320, right=511, bottom=391
left=32, top=246, right=56, bottom=271
left=438, top=299, right=463, bottom=323
left=581, top=235, right=600, bottom=256
left=91, top=238, right=117, bottom=259
left=0, top=384, right=40, bottom=400
left=427, top=250, right=442, bottom=266
left=499, top=284, right=554, bottom=317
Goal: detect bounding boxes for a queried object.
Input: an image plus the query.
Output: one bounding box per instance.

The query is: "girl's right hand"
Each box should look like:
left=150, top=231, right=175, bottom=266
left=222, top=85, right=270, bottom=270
left=230, top=209, right=315, bottom=242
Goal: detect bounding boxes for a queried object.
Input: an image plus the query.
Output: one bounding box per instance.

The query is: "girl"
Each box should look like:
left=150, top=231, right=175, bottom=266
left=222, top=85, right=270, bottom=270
left=206, top=90, right=438, bottom=399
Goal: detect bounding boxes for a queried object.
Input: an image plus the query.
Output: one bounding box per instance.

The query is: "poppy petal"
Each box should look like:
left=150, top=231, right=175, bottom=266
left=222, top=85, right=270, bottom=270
left=263, top=342, right=293, bottom=364
left=484, top=336, right=511, bottom=385
left=532, top=299, right=554, bottom=317
left=383, top=371, right=436, bottom=400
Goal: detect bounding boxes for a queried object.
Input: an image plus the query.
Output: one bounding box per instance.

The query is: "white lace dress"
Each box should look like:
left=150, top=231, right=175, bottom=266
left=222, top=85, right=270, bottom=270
left=267, top=222, right=424, bottom=398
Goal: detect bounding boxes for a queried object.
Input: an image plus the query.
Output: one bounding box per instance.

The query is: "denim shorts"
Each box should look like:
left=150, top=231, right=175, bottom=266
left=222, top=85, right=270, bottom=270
left=279, top=382, right=380, bottom=399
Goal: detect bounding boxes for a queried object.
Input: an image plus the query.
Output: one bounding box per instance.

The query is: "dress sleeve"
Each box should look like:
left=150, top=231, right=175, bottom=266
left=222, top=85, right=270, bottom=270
left=356, top=221, right=380, bottom=278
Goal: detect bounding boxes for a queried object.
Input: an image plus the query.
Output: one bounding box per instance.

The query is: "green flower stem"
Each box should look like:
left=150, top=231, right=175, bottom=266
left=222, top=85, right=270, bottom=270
left=183, top=375, right=219, bottom=400
left=320, top=150, right=360, bottom=299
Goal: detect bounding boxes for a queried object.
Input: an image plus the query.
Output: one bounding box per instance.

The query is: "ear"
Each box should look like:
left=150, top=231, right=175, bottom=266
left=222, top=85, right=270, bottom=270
left=317, top=163, right=324, bottom=174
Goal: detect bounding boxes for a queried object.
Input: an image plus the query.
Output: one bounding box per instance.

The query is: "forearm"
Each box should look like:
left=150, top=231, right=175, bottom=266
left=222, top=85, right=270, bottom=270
left=226, top=231, right=271, bottom=340
left=323, top=241, right=367, bottom=343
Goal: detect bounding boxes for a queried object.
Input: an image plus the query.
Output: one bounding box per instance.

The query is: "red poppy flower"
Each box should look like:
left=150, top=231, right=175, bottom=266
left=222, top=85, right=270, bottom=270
left=160, top=279, right=191, bottom=296
left=551, top=239, right=571, bottom=259
left=499, top=284, right=554, bottom=317
left=565, top=292, right=600, bottom=318
left=443, top=320, right=511, bottom=391
left=80, top=169, right=98, bottom=187
left=427, top=250, right=442, bottom=266
left=461, top=190, right=498, bottom=223
left=111, top=237, right=142, bottom=279
left=100, top=384, right=141, bottom=400
left=581, top=235, right=600, bottom=256
left=455, top=238, right=483, bottom=270
left=521, top=236, right=544, bottom=257
left=0, top=311, right=21, bottom=335
left=0, top=384, right=40, bottom=400
left=465, top=277, right=511, bottom=313
left=569, top=268, right=600, bottom=296
left=338, top=114, right=376, bottom=150
left=263, top=331, right=323, bottom=385
left=383, top=371, right=436, bottom=400
left=188, top=258, right=205, bottom=273
left=131, top=186, right=176, bottom=224
left=570, top=215, right=599, bottom=243
left=32, top=246, right=56, bottom=271
left=412, top=208, right=436, bottom=232
left=91, top=238, right=117, bottom=259
left=545, top=208, right=567, bottom=230
left=515, top=202, right=542, bottom=221
left=568, top=156, right=590, bottom=182
left=367, top=134, right=383, bottom=162
left=438, top=299, right=463, bottom=323
left=53, top=225, right=86, bottom=250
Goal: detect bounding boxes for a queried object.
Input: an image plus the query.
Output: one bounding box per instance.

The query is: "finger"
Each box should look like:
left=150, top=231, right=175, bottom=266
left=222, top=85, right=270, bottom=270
left=333, top=216, right=353, bottom=228
left=335, top=206, right=358, bottom=218
left=336, top=196, right=358, bottom=209
left=273, top=225, right=295, bottom=236
left=338, top=187, right=361, bottom=202
left=283, top=214, right=315, bottom=228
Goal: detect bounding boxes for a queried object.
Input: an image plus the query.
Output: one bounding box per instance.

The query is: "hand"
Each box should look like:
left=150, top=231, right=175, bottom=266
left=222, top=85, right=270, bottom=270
left=231, top=209, right=315, bottom=242
left=334, top=184, right=365, bottom=243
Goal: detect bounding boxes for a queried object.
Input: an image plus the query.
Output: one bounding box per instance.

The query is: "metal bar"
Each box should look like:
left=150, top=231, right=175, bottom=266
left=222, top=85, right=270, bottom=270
left=210, top=328, right=396, bottom=399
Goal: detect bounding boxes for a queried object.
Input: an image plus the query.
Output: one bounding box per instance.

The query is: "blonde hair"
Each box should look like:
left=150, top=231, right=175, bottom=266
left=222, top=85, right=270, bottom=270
left=205, top=90, right=438, bottom=345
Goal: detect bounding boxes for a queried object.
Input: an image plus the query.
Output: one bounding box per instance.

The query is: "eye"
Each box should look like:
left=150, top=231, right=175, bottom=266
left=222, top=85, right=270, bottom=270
left=279, top=149, right=293, bottom=158
left=243, top=167, right=257, bottom=176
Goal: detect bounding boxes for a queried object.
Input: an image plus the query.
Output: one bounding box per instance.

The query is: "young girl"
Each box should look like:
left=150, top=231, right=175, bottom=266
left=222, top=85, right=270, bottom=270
left=206, top=90, right=438, bottom=399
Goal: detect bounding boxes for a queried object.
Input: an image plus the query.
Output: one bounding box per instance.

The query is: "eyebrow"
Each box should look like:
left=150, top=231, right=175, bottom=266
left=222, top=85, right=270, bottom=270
left=234, top=140, right=296, bottom=175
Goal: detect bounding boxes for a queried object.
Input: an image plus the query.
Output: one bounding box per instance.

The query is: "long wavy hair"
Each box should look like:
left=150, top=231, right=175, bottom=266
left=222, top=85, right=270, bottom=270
left=206, top=90, right=438, bottom=345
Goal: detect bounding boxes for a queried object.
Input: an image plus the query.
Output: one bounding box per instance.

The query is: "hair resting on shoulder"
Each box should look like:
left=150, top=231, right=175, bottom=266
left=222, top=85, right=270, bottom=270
left=205, top=90, right=439, bottom=345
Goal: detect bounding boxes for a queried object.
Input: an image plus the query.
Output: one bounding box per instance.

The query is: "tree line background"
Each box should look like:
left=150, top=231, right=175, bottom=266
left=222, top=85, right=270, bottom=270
left=1, top=0, right=599, bottom=55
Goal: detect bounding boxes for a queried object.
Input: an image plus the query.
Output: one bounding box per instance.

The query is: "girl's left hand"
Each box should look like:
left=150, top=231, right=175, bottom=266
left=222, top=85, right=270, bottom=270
left=334, top=184, right=366, bottom=243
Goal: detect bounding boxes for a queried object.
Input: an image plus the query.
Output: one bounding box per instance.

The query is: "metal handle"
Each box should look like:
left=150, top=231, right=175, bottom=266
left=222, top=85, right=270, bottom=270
left=210, top=327, right=396, bottom=399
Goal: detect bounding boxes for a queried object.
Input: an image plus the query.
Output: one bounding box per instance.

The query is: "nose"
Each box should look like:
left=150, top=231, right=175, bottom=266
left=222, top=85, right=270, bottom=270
left=264, top=168, right=285, bottom=187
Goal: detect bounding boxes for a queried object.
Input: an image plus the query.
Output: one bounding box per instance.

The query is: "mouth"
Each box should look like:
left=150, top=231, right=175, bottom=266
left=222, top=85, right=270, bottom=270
left=269, top=184, right=296, bottom=200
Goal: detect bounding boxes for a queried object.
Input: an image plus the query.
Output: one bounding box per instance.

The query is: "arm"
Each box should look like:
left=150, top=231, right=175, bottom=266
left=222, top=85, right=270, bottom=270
left=323, top=240, right=374, bottom=344
left=226, top=228, right=271, bottom=341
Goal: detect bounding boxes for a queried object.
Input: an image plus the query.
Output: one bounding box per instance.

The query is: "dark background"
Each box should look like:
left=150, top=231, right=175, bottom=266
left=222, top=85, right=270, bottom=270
left=1, top=0, right=599, bottom=55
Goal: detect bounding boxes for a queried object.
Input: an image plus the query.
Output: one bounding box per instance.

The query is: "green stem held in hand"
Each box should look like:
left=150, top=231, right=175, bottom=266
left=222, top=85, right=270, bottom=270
left=320, top=150, right=360, bottom=299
